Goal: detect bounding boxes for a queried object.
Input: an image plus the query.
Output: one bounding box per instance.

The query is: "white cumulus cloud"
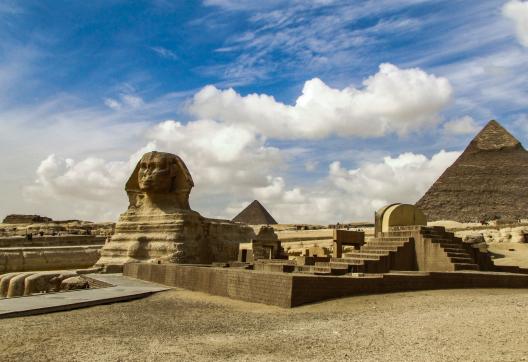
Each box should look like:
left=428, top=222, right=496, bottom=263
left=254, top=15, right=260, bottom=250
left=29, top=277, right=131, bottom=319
left=443, top=116, right=479, bottom=135
left=503, top=0, right=528, bottom=47
left=230, top=150, right=460, bottom=224
left=189, top=63, right=452, bottom=139
left=24, top=119, right=284, bottom=220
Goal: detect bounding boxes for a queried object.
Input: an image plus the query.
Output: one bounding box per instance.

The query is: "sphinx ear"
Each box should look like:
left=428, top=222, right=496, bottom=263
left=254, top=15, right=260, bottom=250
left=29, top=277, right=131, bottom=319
left=125, top=160, right=141, bottom=193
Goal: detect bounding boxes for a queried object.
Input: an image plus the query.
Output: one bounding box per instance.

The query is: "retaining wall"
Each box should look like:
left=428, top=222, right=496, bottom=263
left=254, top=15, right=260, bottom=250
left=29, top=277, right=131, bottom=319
left=124, top=263, right=528, bottom=307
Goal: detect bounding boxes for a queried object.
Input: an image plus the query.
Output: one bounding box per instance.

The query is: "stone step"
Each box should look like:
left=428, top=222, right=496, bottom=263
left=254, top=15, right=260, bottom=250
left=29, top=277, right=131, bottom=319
left=339, top=254, right=381, bottom=261
left=330, top=258, right=365, bottom=265
left=450, top=257, right=475, bottom=264
left=454, top=263, right=479, bottom=271
left=443, top=247, right=467, bottom=254
left=380, top=231, right=415, bottom=237
left=439, top=243, right=465, bottom=249
left=313, top=266, right=331, bottom=274
left=361, top=245, right=399, bottom=252
left=297, top=263, right=348, bottom=276
left=428, top=238, right=457, bottom=243
left=295, top=265, right=314, bottom=273
left=329, top=261, right=353, bottom=268
left=377, top=236, right=410, bottom=242
left=357, top=248, right=395, bottom=254
left=344, top=252, right=389, bottom=258
left=421, top=233, right=450, bottom=239
left=447, top=252, right=472, bottom=258
left=364, top=240, right=407, bottom=246
left=389, top=225, right=430, bottom=231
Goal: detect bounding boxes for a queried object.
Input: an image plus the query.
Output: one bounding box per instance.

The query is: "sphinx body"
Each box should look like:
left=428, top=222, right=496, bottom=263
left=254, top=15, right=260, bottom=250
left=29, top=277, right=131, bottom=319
left=96, top=151, right=264, bottom=271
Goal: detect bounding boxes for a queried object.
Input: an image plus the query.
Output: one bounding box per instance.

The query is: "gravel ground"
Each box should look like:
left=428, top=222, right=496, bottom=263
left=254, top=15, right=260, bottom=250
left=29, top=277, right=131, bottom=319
left=1, top=288, right=528, bottom=362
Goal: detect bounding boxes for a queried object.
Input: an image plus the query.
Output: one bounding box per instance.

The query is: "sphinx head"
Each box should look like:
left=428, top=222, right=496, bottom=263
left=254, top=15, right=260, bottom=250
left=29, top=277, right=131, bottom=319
left=125, top=151, right=194, bottom=210
left=138, top=152, right=176, bottom=193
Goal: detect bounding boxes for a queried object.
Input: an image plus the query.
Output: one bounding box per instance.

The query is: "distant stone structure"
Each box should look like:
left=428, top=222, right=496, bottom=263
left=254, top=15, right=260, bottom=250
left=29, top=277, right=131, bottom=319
left=3, top=214, right=52, bottom=224
left=232, top=200, right=278, bottom=225
left=416, top=120, right=528, bottom=222
left=96, top=151, right=264, bottom=270
left=238, top=226, right=283, bottom=263
left=0, top=217, right=111, bottom=273
left=374, top=203, right=427, bottom=237
left=126, top=202, right=528, bottom=308
left=332, top=229, right=365, bottom=258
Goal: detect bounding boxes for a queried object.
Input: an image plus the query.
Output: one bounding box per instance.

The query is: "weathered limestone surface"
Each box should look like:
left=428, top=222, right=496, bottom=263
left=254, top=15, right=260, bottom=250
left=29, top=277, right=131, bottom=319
left=0, top=270, right=88, bottom=298
left=0, top=221, right=114, bottom=237
left=375, top=203, right=426, bottom=236
left=60, top=276, right=89, bottom=290
left=0, top=245, right=102, bottom=273
left=417, top=120, right=528, bottom=222
left=96, top=151, right=260, bottom=269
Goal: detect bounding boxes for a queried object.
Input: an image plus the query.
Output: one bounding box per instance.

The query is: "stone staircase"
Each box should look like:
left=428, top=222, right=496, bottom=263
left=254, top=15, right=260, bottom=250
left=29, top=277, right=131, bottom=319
left=386, top=226, right=479, bottom=271
left=254, top=225, right=481, bottom=275
left=328, top=235, right=413, bottom=273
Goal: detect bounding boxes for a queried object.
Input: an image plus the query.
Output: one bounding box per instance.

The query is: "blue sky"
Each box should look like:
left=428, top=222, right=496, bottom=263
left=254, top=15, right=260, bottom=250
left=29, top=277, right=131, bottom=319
left=0, top=0, right=527, bottom=223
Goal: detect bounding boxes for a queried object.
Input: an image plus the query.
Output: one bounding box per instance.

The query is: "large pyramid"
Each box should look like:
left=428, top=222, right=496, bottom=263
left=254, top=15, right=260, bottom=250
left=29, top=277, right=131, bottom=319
left=416, top=120, right=528, bottom=222
left=232, top=200, right=278, bottom=224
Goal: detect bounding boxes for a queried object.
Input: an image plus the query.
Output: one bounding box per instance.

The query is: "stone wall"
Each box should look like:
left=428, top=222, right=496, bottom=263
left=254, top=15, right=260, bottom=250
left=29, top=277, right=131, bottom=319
left=0, top=245, right=102, bottom=273
left=0, top=235, right=105, bottom=273
left=203, top=219, right=256, bottom=263
left=124, top=263, right=293, bottom=307
left=0, top=235, right=106, bottom=248
left=124, top=263, right=528, bottom=307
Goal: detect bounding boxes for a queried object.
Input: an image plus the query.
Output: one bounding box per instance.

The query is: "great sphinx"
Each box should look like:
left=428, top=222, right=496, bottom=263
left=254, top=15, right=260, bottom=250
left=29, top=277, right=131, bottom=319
left=96, top=151, right=270, bottom=271
left=96, top=151, right=207, bottom=269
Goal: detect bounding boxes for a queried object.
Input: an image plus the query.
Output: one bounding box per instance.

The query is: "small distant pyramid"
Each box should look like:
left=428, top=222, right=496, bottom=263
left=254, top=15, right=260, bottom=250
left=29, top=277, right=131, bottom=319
left=416, top=120, right=528, bottom=222
left=232, top=200, right=278, bottom=225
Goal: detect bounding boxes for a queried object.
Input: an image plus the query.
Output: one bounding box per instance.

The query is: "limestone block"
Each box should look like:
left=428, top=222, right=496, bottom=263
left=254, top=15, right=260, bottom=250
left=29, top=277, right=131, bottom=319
left=375, top=203, right=427, bottom=235
left=23, top=272, right=61, bottom=296
left=0, top=246, right=101, bottom=273
left=0, top=272, right=18, bottom=297
left=7, top=272, right=35, bottom=298
left=60, top=276, right=89, bottom=290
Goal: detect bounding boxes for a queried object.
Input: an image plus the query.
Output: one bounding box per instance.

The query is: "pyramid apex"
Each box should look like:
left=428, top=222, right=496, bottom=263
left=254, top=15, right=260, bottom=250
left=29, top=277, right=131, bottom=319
left=467, top=119, right=521, bottom=152
left=232, top=200, right=278, bottom=224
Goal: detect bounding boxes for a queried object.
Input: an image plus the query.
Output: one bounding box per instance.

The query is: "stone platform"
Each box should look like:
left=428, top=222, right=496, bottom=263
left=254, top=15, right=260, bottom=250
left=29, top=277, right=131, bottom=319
left=123, top=263, right=528, bottom=307
left=0, top=274, right=169, bottom=319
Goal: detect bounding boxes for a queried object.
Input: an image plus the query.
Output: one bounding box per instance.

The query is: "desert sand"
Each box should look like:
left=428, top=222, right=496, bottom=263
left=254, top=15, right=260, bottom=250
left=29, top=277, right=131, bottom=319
left=2, top=287, right=528, bottom=361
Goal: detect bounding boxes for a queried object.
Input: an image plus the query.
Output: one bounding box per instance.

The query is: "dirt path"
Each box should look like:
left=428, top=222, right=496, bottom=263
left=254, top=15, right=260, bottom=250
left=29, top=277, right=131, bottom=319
left=2, top=288, right=528, bottom=361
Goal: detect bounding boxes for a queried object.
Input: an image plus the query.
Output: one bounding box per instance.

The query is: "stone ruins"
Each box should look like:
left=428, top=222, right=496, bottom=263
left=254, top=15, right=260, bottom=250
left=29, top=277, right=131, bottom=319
left=0, top=217, right=112, bottom=274
left=2, top=121, right=528, bottom=307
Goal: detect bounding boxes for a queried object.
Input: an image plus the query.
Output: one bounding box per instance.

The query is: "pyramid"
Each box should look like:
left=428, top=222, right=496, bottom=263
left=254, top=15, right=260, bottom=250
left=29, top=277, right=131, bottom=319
left=416, top=120, right=528, bottom=222
left=232, top=200, right=278, bottom=224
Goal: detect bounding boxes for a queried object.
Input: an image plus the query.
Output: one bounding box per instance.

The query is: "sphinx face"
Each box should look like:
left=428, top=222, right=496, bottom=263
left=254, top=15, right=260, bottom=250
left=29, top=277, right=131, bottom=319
left=138, top=152, right=174, bottom=193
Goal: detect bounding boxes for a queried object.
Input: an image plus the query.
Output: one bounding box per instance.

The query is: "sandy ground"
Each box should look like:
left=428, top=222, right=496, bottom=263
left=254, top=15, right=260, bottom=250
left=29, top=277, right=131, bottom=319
left=488, top=242, right=528, bottom=268
left=2, top=288, right=528, bottom=362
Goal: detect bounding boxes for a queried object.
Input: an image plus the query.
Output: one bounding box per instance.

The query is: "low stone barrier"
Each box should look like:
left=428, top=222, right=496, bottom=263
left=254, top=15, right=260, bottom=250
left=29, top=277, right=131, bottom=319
left=124, top=263, right=528, bottom=307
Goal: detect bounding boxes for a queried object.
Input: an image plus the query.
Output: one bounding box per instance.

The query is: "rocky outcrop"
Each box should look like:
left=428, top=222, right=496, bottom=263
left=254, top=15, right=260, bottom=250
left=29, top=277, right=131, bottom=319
left=3, top=214, right=52, bottom=224
left=416, top=120, right=528, bottom=222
